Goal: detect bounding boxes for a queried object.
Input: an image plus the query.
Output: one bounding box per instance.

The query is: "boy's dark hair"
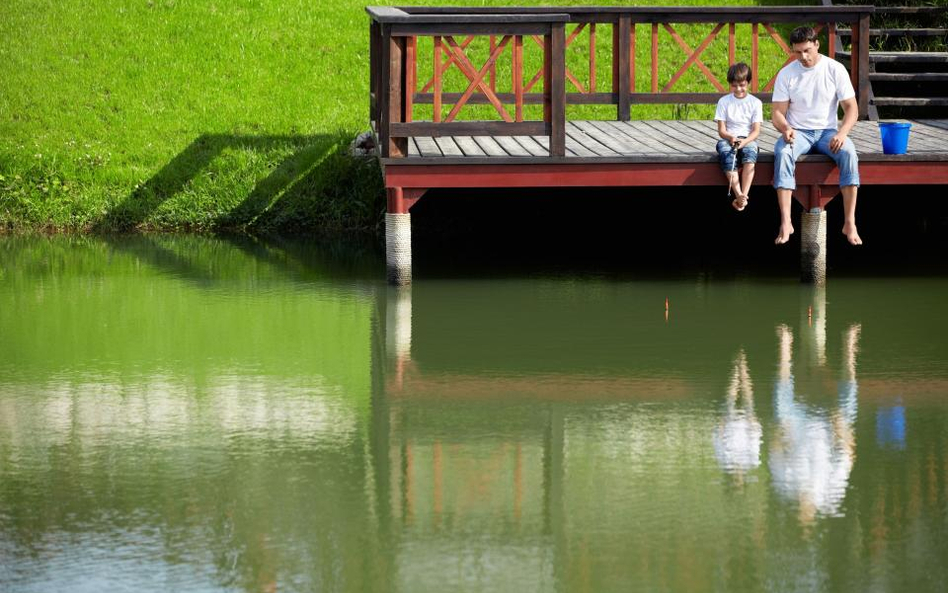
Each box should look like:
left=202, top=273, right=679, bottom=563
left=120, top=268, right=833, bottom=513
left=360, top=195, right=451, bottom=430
left=727, top=62, right=752, bottom=84
left=789, top=26, right=819, bottom=45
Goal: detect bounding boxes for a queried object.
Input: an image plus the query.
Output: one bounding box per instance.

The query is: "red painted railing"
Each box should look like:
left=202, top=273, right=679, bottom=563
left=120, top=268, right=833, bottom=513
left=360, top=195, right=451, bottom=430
left=368, top=6, right=874, bottom=158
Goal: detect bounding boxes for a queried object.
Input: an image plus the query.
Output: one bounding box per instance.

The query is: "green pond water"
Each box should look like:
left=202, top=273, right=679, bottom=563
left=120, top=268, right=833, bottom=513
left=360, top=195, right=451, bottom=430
left=1, top=234, right=947, bottom=593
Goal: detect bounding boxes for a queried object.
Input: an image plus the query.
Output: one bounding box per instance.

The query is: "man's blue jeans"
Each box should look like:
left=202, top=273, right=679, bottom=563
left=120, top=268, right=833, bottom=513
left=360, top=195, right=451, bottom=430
left=772, top=128, right=860, bottom=190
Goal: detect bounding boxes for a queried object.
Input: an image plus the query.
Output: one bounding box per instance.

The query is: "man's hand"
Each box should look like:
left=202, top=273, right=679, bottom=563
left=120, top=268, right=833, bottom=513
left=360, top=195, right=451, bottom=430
left=829, top=133, right=846, bottom=153
left=783, top=127, right=795, bottom=144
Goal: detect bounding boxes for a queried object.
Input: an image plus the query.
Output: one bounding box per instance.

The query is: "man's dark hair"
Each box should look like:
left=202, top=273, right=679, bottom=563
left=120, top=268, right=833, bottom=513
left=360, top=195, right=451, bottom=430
left=789, top=26, right=819, bottom=45
left=727, top=62, right=752, bottom=84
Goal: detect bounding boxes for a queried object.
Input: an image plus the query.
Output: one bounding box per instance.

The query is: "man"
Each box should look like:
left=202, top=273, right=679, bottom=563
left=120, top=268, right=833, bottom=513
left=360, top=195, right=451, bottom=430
left=772, top=26, right=862, bottom=246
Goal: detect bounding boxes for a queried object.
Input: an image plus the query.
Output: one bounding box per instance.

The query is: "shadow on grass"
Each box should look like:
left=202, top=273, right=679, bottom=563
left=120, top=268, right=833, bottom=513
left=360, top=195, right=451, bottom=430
left=96, top=132, right=384, bottom=233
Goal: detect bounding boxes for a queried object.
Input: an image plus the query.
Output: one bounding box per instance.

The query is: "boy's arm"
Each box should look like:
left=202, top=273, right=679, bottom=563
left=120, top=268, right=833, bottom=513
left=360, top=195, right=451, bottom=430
left=716, top=120, right=735, bottom=143
left=741, top=122, right=761, bottom=145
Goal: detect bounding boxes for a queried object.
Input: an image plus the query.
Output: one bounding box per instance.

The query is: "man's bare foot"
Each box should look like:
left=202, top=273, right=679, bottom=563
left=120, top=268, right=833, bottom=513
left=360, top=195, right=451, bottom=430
left=775, top=223, right=794, bottom=245
left=842, top=221, right=862, bottom=245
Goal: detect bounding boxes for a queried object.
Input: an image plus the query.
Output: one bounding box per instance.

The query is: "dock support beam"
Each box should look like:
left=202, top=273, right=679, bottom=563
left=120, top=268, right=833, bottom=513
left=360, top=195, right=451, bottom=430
left=386, top=187, right=425, bottom=285
left=800, top=209, right=827, bottom=286
left=386, top=213, right=412, bottom=285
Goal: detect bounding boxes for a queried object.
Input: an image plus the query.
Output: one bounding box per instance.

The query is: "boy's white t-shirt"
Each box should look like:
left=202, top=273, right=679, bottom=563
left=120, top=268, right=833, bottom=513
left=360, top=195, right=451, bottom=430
left=714, top=93, right=763, bottom=138
left=772, top=56, right=855, bottom=130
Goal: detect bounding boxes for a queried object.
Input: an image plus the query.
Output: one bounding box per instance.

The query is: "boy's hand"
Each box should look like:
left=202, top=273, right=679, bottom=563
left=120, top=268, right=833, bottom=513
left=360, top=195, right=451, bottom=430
left=733, top=139, right=744, bottom=150
left=782, top=127, right=795, bottom=144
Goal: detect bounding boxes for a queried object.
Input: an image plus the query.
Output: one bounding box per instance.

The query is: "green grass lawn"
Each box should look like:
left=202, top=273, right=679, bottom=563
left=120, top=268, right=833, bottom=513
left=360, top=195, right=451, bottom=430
left=0, top=0, right=809, bottom=233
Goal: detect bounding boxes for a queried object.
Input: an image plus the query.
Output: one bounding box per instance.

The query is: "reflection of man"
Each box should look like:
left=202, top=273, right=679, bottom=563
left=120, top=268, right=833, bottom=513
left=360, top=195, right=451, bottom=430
left=769, top=324, right=860, bottom=524
left=713, top=349, right=762, bottom=475
left=772, top=26, right=862, bottom=246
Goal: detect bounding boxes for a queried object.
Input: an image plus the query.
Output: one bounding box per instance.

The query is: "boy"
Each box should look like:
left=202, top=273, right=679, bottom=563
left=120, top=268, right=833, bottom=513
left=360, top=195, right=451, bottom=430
left=714, top=62, right=763, bottom=211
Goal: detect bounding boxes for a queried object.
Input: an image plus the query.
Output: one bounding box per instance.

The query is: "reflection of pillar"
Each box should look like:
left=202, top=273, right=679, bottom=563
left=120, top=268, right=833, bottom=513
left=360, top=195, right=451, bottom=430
left=386, top=213, right=412, bottom=285
left=514, top=443, right=523, bottom=525
left=433, top=440, right=443, bottom=528
left=544, top=407, right=566, bottom=585
left=800, top=210, right=827, bottom=285
left=386, top=287, right=412, bottom=390
left=811, top=286, right=827, bottom=367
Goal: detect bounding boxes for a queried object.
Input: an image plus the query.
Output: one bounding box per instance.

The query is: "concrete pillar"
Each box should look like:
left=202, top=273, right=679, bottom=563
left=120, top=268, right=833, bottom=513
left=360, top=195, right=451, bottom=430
left=386, top=212, right=412, bottom=285
left=800, top=209, right=827, bottom=285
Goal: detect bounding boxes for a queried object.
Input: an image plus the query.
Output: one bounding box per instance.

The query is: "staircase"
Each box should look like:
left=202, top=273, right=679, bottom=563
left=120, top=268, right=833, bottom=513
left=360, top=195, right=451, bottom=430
left=834, top=5, right=948, bottom=120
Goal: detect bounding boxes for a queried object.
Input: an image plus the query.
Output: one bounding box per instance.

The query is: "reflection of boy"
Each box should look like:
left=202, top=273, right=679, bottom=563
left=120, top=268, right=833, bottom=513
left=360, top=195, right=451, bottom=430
left=714, top=62, right=763, bottom=212
left=713, top=349, right=762, bottom=474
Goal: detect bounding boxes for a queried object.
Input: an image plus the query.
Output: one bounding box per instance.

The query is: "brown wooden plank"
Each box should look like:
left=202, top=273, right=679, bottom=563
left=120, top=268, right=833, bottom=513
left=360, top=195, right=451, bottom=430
left=453, top=136, right=487, bottom=156
left=572, top=120, right=635, bottom=154
left=565, top=125, right=619, bottom=156
left=434, top=136, right=465, bottom=157
left=617, top=15, right=632, bottom=121
left=471, top=135, right=509, bottom=157
left=549, top=24, right=567, bottom=156
left=493, top=135, right=533, bottom=156
left=390, top=121, right=549, bottom=137
left=587, top=120, right=652, bottom=153
left=563, top=134, right=599, bottom=157
left=622, top=121, right=697, bottom=154
left=513, top=135, right=550, bottom=157
left=679, top=120, right=726, bottom=145
left=414, top=136, right=443, bottom=157
left=648, top=120, right=711, bottom=152
left=532, top=135, right=579, bottom=158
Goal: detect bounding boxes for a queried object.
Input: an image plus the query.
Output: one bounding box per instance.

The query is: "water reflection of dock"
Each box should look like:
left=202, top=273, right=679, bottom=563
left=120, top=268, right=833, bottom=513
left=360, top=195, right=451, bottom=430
left=370, top=280, right=948, bottom=590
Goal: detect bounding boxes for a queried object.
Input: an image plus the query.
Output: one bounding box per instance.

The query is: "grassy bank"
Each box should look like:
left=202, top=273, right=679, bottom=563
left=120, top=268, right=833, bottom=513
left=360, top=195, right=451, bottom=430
left=1, top=0, right=798, bottom=233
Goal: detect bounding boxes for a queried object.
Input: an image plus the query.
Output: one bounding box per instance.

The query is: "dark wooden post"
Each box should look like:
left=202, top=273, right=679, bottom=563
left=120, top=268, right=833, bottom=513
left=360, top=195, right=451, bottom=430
left=617, top=15, right=632, bottom=121
left=385, top=33, right=408, bottom=158
left=855, top=12, right=871, bottom=119
left=370, top=21, right=381, bottom=129
left=544, top=23, right=566, bottom=156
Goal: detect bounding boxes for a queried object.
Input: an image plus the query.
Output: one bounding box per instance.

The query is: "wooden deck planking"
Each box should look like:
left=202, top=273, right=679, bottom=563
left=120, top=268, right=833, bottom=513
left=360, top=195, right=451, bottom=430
left=454, top=136, right=487, bottom=156
left=589, top=121, right=652, bottom=153
left=397, top=120, right=948, bottom=162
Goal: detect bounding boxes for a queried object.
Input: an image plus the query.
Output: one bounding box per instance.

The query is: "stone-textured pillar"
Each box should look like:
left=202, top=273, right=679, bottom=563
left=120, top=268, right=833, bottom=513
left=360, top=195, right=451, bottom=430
left=800, top=209, right=827, bottom=285
left=386, top=212, right=412, bottom=285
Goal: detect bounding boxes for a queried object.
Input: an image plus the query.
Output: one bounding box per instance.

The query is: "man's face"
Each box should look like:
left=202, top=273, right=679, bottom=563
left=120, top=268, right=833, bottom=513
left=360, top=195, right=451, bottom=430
left=791, top=40, right=821, bottom=68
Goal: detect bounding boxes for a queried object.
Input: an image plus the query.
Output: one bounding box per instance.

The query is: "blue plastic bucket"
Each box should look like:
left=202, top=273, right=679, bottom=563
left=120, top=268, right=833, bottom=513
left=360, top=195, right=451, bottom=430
left=879, top=122, right=911, bottom=155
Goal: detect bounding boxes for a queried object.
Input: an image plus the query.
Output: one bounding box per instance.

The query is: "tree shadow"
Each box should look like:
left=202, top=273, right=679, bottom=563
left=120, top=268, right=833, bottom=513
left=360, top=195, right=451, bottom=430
left=95, top=132, right=384, bottom=233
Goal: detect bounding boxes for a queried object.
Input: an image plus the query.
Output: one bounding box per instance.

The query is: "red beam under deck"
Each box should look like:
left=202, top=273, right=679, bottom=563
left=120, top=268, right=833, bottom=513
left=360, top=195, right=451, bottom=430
left=385, top=161, right=948, bottom=191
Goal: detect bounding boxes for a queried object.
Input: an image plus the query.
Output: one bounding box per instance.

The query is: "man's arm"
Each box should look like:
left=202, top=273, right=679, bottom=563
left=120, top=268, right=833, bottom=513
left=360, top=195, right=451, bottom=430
left=772, top=100, right=794, bottom=143
left=830, top=97, right=858, bottom=153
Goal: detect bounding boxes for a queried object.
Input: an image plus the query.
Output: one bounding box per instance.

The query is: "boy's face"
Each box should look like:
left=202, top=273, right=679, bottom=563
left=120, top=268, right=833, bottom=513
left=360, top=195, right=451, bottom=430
left=730, top=79, right=749, bottom=99
left=791, top=40, right=821, bottom=68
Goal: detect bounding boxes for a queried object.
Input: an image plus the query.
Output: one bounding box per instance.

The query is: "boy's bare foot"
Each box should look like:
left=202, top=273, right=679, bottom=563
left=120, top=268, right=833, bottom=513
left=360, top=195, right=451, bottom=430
left=732, top=194, right=748, bottom=211
left=842, top=221, right=862, bottom=245
left=775, top=223, right=794, bottom=244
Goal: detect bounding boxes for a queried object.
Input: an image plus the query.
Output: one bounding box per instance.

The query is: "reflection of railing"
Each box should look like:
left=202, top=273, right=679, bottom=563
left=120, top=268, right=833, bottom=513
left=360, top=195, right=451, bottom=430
left=367, top=6, right=874, bottom=157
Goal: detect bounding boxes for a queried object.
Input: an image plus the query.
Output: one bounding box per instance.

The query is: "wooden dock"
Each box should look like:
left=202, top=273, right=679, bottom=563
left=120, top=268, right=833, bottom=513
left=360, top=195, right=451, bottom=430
left=368, top=6, right=948, bottom=284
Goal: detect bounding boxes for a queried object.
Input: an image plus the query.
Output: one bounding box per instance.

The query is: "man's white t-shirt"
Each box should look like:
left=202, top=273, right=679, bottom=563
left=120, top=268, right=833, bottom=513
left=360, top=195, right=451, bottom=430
left=772, top=56, right=855, bottom=131
left=714, top=93, right=764, bottom=137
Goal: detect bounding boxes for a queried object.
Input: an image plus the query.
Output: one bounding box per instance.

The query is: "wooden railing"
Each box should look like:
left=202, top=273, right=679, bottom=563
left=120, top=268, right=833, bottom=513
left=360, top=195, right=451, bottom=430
left=368, top=6, right=874, bottom=158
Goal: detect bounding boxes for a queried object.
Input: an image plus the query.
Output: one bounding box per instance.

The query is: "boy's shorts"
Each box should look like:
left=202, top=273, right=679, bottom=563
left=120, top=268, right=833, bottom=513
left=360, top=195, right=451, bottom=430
left=716, top=137, right=759, bottom=173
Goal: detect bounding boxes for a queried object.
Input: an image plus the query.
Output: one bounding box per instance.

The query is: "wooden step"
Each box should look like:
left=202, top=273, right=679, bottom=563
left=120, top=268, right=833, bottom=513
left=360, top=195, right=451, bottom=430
left=870, top=72, right=948, bottom=82
left=872, top=97, right=948, bottom=107
left=837, top=28, right=948, bottom=37
left=838, top=51, right=948, bottom=63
